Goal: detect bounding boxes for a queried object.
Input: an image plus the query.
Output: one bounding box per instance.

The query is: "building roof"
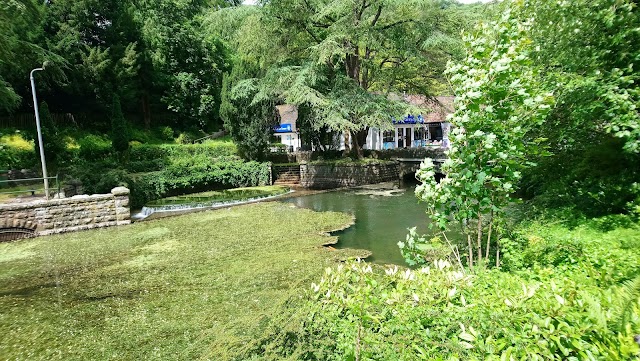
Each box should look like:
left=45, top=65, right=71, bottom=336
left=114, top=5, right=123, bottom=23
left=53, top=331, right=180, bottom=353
left=404, top=95, right=455, bottom=123
left=274, top=95, right=455, bottom=127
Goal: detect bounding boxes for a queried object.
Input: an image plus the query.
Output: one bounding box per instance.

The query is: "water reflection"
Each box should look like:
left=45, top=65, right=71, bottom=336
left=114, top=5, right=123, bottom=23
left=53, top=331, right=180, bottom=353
left=283, top=184, right=430, bottom=265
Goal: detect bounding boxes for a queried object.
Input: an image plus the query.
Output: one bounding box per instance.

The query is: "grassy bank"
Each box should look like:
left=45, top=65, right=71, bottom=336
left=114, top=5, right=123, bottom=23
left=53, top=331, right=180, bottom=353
left=0, top=203, right=362, bottom=360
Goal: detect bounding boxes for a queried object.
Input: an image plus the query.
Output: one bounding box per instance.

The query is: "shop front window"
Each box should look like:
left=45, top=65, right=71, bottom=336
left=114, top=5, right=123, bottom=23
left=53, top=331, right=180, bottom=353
left=428, top=124, right=443, bottom=141
left=414, top=127, right=426, bottom=147
left=382, top=130, right=395, bottom=149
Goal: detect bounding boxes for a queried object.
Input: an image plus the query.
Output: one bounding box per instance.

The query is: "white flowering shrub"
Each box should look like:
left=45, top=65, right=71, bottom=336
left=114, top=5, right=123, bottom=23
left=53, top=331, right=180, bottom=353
left=411, top=5, right=553, bottom=268
left=292, top=260, right=640, bottom=360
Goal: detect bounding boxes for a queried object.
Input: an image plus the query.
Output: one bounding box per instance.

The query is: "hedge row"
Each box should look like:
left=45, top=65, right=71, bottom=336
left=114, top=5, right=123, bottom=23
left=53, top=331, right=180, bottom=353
left=129, top=156, right=270, bottom=207
left=1, top=139, right=238, bottom=174
left=127, top=142, right=238, bottom=173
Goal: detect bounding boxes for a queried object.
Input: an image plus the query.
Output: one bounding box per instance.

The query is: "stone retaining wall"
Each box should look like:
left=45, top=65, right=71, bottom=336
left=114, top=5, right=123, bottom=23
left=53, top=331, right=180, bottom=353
left=300, top=162, right=399, bottom=189
left=0, top=187, right=131, bottom=236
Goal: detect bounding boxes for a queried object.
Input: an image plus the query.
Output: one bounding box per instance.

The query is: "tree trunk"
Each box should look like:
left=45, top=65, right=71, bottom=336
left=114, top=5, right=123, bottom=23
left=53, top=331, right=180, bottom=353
left=467, top=234, right=473, bottom=269
left=476, top=213, right=483, bottom=264
left=485, top=210, right=493, bottom=260
left=343, top=131, right=351, bottom=154
left=141, top=93, right=151, bottom=130
left=351, top=129, right=368, bottom=159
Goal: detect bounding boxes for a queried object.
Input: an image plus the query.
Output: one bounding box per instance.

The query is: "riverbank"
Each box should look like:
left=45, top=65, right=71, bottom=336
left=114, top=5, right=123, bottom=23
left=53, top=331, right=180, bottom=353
left=0, top=202, right=367, bottom=360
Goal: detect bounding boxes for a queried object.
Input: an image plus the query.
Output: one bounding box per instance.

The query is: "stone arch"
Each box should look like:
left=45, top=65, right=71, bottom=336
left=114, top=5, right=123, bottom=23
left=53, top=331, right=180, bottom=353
left=0, top=218, right=37, bottom=242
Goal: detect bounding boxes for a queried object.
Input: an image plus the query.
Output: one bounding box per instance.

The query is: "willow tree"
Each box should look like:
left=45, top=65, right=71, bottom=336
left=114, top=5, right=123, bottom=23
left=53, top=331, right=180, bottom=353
left=212, top=0, right=468, bottom=158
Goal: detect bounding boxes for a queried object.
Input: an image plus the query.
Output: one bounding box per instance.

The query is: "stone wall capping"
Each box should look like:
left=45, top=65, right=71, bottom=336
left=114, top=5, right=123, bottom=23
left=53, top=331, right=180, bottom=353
left=111, top=187, right=130, bottom=196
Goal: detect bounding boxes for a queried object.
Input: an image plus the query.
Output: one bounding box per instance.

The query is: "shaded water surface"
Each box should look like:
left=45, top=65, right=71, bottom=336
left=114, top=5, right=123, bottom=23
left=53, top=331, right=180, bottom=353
left=283, top=185, right=430, bottom=265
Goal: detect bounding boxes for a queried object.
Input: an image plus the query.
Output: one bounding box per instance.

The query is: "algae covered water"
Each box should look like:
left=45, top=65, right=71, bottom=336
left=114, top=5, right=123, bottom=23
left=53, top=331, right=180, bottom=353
left=282, top=184, right=430, bottom=265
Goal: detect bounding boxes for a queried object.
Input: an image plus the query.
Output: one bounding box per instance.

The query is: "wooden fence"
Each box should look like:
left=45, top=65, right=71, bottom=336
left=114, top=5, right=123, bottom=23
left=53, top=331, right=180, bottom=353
left=0, top=113, right=78, bottom=130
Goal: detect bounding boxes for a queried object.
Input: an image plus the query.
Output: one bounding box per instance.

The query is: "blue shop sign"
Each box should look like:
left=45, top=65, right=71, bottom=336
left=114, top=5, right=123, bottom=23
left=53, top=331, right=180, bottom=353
left=274, top=124, right=293, bottom=133
left=392, top=114, right=424, bottom=125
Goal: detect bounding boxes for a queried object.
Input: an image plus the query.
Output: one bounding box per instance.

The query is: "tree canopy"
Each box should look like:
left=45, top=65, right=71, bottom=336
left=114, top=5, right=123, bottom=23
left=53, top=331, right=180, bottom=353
left=0, top=0, right=236, bottom=130
left=207, top=0, right=480, bottom=157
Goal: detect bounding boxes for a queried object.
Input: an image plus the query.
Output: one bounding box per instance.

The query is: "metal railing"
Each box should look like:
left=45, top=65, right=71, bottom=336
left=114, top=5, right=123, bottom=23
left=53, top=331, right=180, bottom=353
left=193, top=130, right=226, bottom=144
left=0, top=174, right=60, bottom=198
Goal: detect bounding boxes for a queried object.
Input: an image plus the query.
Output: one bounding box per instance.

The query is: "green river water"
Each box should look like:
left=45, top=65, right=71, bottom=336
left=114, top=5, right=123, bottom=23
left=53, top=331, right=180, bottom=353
left=283, top=185, right=430, bottom=266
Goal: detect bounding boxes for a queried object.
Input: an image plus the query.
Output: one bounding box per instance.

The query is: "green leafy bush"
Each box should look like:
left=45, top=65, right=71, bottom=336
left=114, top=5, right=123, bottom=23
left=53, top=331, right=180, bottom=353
left=127, top=142, right=237, bottom=173
left=398, top=227, right=453, bottom=266
left=64, top=158, right=125, bottom=194
left=0, top=144, right=36, bottom=169
left=77, top=134, right=113, bottom=162
left=160, top=126, right=174, bottom=141
left=499, top=222, right=640, bottom=287
left=262, top=260, right=640, bottom=360
left=36, top=102, right=68, bottom=170
left=61, top=140, right=245, bottom=206
left=176, top=133, right=192, bottom=144
left=521, top=137, right=640, bottom=218
left=110, top=95, right=130, bottom=154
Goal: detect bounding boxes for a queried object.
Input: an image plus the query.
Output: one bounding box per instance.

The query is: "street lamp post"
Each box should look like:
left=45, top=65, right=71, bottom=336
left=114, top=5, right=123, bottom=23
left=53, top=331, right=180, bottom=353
left=29, top=66, right=49, bottom=200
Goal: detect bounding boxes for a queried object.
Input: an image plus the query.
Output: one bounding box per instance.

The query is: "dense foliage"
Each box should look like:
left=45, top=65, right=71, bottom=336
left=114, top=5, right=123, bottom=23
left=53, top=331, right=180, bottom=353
left=252, top=221, right=640, bottom=361
left=61, top=141, right=249, bottom=207
left=219, top=61, right=275, bottom=161
left=405, top=0, right=639, bottom=266
left=1, top=0, right=234, bottom=130
left=408, top=6, right=553, bottom=268
left=518, top=0, right=640, bottom=217
left=35, top=101, right=66, bottom=170
left=127, top=142, right=237, bottom=173
left=265, top=1, right=640, bottom=360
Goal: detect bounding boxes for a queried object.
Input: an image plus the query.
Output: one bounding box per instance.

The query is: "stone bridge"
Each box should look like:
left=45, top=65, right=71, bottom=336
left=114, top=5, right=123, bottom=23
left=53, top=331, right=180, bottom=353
left=273, top=157, right=447, bottom=189
left=394, top=158, right=445, bottom=182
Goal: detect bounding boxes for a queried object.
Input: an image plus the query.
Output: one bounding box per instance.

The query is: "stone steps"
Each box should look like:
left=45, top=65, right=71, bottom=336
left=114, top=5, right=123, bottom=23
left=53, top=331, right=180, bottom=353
left=274, top=182, right=300, bottom=187
left=276, top=174, right=300, bottom=181
left=272, top=165, right=301, bottom=186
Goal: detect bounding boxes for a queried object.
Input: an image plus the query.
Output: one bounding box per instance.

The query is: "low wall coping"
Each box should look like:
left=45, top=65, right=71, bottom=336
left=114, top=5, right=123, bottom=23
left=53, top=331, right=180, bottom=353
left=0, top=187, right=131, bottom=211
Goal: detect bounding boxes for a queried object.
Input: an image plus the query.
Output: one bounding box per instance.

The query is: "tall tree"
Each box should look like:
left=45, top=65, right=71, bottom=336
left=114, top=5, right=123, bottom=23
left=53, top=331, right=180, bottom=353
left=41, top=0, right=142, bottom=113
left=525, top=0, right=639, bottom=153
left=110, top=95, right=130, bottom=156
left=211, top=0, right=468, bottom=158
left=35, top=101, right=66, bottom=170
left=220, top=61, right=275, bottom=160
left=0, top=0, right=58, bottom=113
left=413, top=4, right=553, bottom=268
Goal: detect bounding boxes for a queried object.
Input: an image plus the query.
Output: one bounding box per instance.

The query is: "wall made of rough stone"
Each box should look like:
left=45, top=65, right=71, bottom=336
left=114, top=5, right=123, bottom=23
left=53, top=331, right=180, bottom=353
left=0, top=187, right=131, bottom=236
left=300, top=162, right=399, bottom=189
